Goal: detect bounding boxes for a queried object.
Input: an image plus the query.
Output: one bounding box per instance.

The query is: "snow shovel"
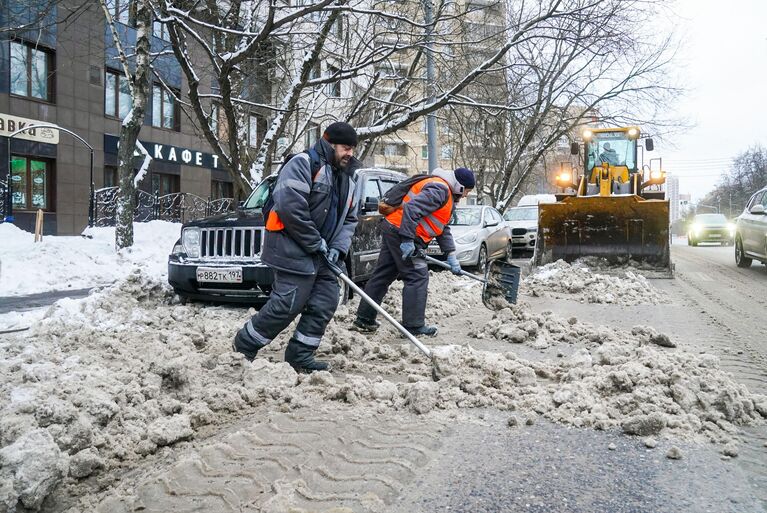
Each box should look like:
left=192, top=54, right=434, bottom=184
left=322, top=255, right=433, bottom=359
left=420, top=253, right=520, bottom=309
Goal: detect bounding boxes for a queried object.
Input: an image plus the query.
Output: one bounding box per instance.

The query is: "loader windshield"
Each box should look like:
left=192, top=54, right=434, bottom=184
left=586, top=132, right=636, bottom=172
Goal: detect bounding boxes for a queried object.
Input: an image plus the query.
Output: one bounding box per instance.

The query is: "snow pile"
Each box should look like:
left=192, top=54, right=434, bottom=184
left=523, top=259, right=666, bottom=305
left=0, top=269, right=764, bottom=509
left=0, top=221, right=180, bottom=296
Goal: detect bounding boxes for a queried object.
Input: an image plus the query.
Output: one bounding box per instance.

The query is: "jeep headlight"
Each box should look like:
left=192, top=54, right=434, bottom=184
left=456, top=232, right=478, bottom=244
left=182, top=227, right=200, bottom=258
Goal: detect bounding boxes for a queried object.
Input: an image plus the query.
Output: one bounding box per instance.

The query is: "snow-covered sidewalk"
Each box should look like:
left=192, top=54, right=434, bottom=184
left=0, top=221, right=180, bottom=297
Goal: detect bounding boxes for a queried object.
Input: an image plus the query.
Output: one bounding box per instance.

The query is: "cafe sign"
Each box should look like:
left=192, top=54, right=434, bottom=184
left=104, top=135, right=220, bottom=169
left=0, top=113, right=60, bottom=144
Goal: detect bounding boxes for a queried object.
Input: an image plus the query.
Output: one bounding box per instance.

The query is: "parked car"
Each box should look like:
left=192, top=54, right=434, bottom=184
left=735, top=186, right=767, bottom=267
left=503, top=205, right=538, bottom=253
left=168, top=167, right=407, bottom=304
left=687, top=213, right=735, bottom=246
left=426, top=205, right=511, bottom=272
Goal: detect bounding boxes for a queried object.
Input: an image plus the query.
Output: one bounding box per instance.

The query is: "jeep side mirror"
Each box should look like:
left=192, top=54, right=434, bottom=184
left=750, top=204, right=766, bottom=215
left=364, top=196, right=379, bottom=212
left=645, top=138, right=654, bottom=152
left=570, top=142, right=579, bottom=155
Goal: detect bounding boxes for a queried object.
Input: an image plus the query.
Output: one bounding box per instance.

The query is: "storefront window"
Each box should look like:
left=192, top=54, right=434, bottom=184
left=11, top=156, right=51, bottom=210
left=152, top=84, right=179, bottom=130
left=10, top=41, right=54, bottom=102
left=211, top=180, right=233, bottom=200
left=152, top=173, right=179, bottom=196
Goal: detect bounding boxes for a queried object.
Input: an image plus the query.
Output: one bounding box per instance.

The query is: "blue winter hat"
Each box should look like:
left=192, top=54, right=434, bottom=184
left=454, top=167, right=476, bottom=189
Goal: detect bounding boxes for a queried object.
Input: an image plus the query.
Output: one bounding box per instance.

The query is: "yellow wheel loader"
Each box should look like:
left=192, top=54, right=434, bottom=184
left=533, top=126, right=672, bottom=275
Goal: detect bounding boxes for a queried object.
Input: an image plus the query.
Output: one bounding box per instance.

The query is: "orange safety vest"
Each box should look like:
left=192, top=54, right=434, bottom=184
left=386, top=176, right=453, bottom=243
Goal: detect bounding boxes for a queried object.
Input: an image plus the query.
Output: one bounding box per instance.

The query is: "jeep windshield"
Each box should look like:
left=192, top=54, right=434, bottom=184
left=241, top=178, right=273, bottom=209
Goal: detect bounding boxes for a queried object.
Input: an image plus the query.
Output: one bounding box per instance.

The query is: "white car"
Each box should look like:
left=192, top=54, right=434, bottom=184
left=503, top=205, right=538, bottom=253
left=426, top=206, right=511, bottom=272
left=735, top=186, right=767, bottom=267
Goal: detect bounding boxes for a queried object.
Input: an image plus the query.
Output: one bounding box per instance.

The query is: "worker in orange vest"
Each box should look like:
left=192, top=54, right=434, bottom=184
left=351, top=167, right=475, bottom=336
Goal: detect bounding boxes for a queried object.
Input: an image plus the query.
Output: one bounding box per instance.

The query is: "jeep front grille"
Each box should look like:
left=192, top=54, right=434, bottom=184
left=200, top=227, right=262, bottom=259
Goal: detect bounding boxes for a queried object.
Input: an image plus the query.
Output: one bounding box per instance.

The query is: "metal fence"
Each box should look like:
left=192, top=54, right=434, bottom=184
left=92, top=187, right=235, bottom=227
left=0, top=180, right=6, bottom=221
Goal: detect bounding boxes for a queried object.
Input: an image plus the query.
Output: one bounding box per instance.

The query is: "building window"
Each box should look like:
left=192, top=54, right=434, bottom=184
left=105, top=70, right=132, bottom=118
left=440, top=145, right=452, bottom=159
left=326, top=65, right=341, bottom=97
left=151, top=173, right=179, bottom=195
left=104, top=166, right=119, bottom=188
left=378, top=143, right=408, bottom=157
left=10, top=156, right=53, bottom=211
left=248, top=114, right=259, bottom=147
left=106, top=0, right=136, bottom=26
left=305, top=122, right=320, bottom=148
left=152, top=84, right=179, bottom=130
left=10, top=40, right=55, bottom=102
left=211, top=180, right=233, bottom=200
left=421, top=145, right=428, bottom=159
left=152, top=20, right=170, bottom=41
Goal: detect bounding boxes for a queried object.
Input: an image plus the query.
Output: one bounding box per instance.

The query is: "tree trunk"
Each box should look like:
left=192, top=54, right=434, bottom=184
left=114, top=0, right=152, bottom=250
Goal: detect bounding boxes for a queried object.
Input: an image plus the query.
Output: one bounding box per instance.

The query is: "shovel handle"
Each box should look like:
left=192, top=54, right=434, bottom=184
left=420, top=253, right=487, bottom=284
left=322, top=254, right=432, bottom=358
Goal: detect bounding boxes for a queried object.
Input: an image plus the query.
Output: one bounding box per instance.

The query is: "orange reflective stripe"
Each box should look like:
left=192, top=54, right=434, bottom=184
left=386, top=177, right=453, bottom=243
left=266, top=210, right=285, bottom=231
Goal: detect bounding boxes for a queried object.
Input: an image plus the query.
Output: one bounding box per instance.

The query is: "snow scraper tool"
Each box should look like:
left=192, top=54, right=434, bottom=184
left=323, top=255, right=449, bottom=380
left=420, top=253, right=520, bottom=310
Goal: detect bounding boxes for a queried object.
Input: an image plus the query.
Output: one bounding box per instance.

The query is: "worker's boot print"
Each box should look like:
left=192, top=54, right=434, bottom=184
left=285, top=338, right=331, bottom=374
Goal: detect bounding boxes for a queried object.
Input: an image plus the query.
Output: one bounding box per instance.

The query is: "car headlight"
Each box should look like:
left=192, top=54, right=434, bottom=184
left=182, top=227, right=200, bottom=257
left=691, top=223, right=702, bottom=234
left=526, top=226, right=537, bottom=232
left=456, top=232, right=478, bottom=244
left=727, top=223, right=736, bottom=234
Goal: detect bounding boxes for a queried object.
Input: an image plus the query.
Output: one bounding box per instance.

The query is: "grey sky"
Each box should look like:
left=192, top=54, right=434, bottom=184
left=662, top=0, right=767, bottom=202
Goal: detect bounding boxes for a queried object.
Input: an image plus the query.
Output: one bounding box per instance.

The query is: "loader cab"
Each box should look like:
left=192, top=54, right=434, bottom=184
left=583, top=128, right=638, bottom=186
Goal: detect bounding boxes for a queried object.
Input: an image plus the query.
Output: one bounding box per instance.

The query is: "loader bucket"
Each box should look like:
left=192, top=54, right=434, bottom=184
left=533, top=195, right=672, bottom=275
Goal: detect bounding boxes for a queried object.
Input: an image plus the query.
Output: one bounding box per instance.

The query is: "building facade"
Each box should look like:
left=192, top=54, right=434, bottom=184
left=1, top=1, right=231, bottom=235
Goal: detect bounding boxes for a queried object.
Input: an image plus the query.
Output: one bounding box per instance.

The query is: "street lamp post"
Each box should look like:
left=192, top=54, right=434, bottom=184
left=423, top=0, right=438, bottom=172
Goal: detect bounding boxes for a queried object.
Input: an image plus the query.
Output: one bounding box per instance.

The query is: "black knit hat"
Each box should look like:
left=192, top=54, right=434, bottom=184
left=454, top=167, right=476, bottom=189
left=322, top=122, right=358, bottom=147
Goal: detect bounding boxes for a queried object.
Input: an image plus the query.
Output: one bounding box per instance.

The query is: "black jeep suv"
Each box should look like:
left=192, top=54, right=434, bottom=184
left=168, top=167, right=406, bottom=304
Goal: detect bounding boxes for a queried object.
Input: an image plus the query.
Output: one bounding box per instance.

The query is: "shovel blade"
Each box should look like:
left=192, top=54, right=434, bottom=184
left=482, top=260, right=521, bottom=309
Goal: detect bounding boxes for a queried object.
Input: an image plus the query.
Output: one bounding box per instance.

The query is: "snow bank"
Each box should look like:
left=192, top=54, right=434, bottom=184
left=523, top=259, right=666, bottom=305
left=0, top=221, right=180, bottom=296
left=0, top=269, right=763, bottom=510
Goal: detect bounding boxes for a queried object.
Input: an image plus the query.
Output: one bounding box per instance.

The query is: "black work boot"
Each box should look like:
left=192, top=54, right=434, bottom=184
left=404, top=325, right=438, bottom=337
left=350, top=317, right=381, bottom=333
left=232, top=329, right=262, bottom=362
left=285, top=338, right=331, bottom=374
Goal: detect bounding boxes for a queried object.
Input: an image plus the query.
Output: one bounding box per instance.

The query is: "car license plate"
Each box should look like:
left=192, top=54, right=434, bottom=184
left=426, top=247, right=442, bottom=255
left=196, top=267, right=243, bottom=283
left=710, top=233, right=721, bottom=238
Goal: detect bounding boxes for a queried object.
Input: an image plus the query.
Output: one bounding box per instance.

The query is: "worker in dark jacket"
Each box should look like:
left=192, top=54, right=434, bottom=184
left=351, top=167, right=475, bottom=336
left=233, top=122, right=360, bottom=373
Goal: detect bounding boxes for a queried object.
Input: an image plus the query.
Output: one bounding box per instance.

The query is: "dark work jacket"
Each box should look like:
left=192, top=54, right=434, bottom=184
left=261, top=139, right=360, bottom=275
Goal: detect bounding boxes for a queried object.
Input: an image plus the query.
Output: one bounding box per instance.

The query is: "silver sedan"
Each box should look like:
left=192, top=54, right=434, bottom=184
left=426, top=205, right=511, bottom=272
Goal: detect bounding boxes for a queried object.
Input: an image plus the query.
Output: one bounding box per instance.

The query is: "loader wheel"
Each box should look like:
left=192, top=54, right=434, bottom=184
left=735, top=237, right=752, bottom=268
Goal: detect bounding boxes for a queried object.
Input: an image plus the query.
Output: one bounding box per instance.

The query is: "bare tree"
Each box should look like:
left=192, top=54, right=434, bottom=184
left=100, top=0, right=153, bottom=249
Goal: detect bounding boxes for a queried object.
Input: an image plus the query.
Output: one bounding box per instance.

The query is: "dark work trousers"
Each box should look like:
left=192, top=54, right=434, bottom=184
left=238, top=259, right=340, bottom=352
left=356, top=220, right=429, bottom=328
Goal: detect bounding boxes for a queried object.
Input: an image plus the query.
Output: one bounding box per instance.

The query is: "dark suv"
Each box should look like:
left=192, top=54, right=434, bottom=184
left=168, top=167, right=406, bottom=303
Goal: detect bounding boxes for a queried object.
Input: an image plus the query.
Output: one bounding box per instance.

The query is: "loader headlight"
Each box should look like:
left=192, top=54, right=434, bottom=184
left=627, top=127, right=639, bottom=139
left=456, top=232, right=478, bottom=244
left=557, top=171, right=572, bottom=183
left=582, top=129, right=593, bottom=141
left=650, top=170, right=663, bottom=181
left=182, top=227, right=201, bottom=258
